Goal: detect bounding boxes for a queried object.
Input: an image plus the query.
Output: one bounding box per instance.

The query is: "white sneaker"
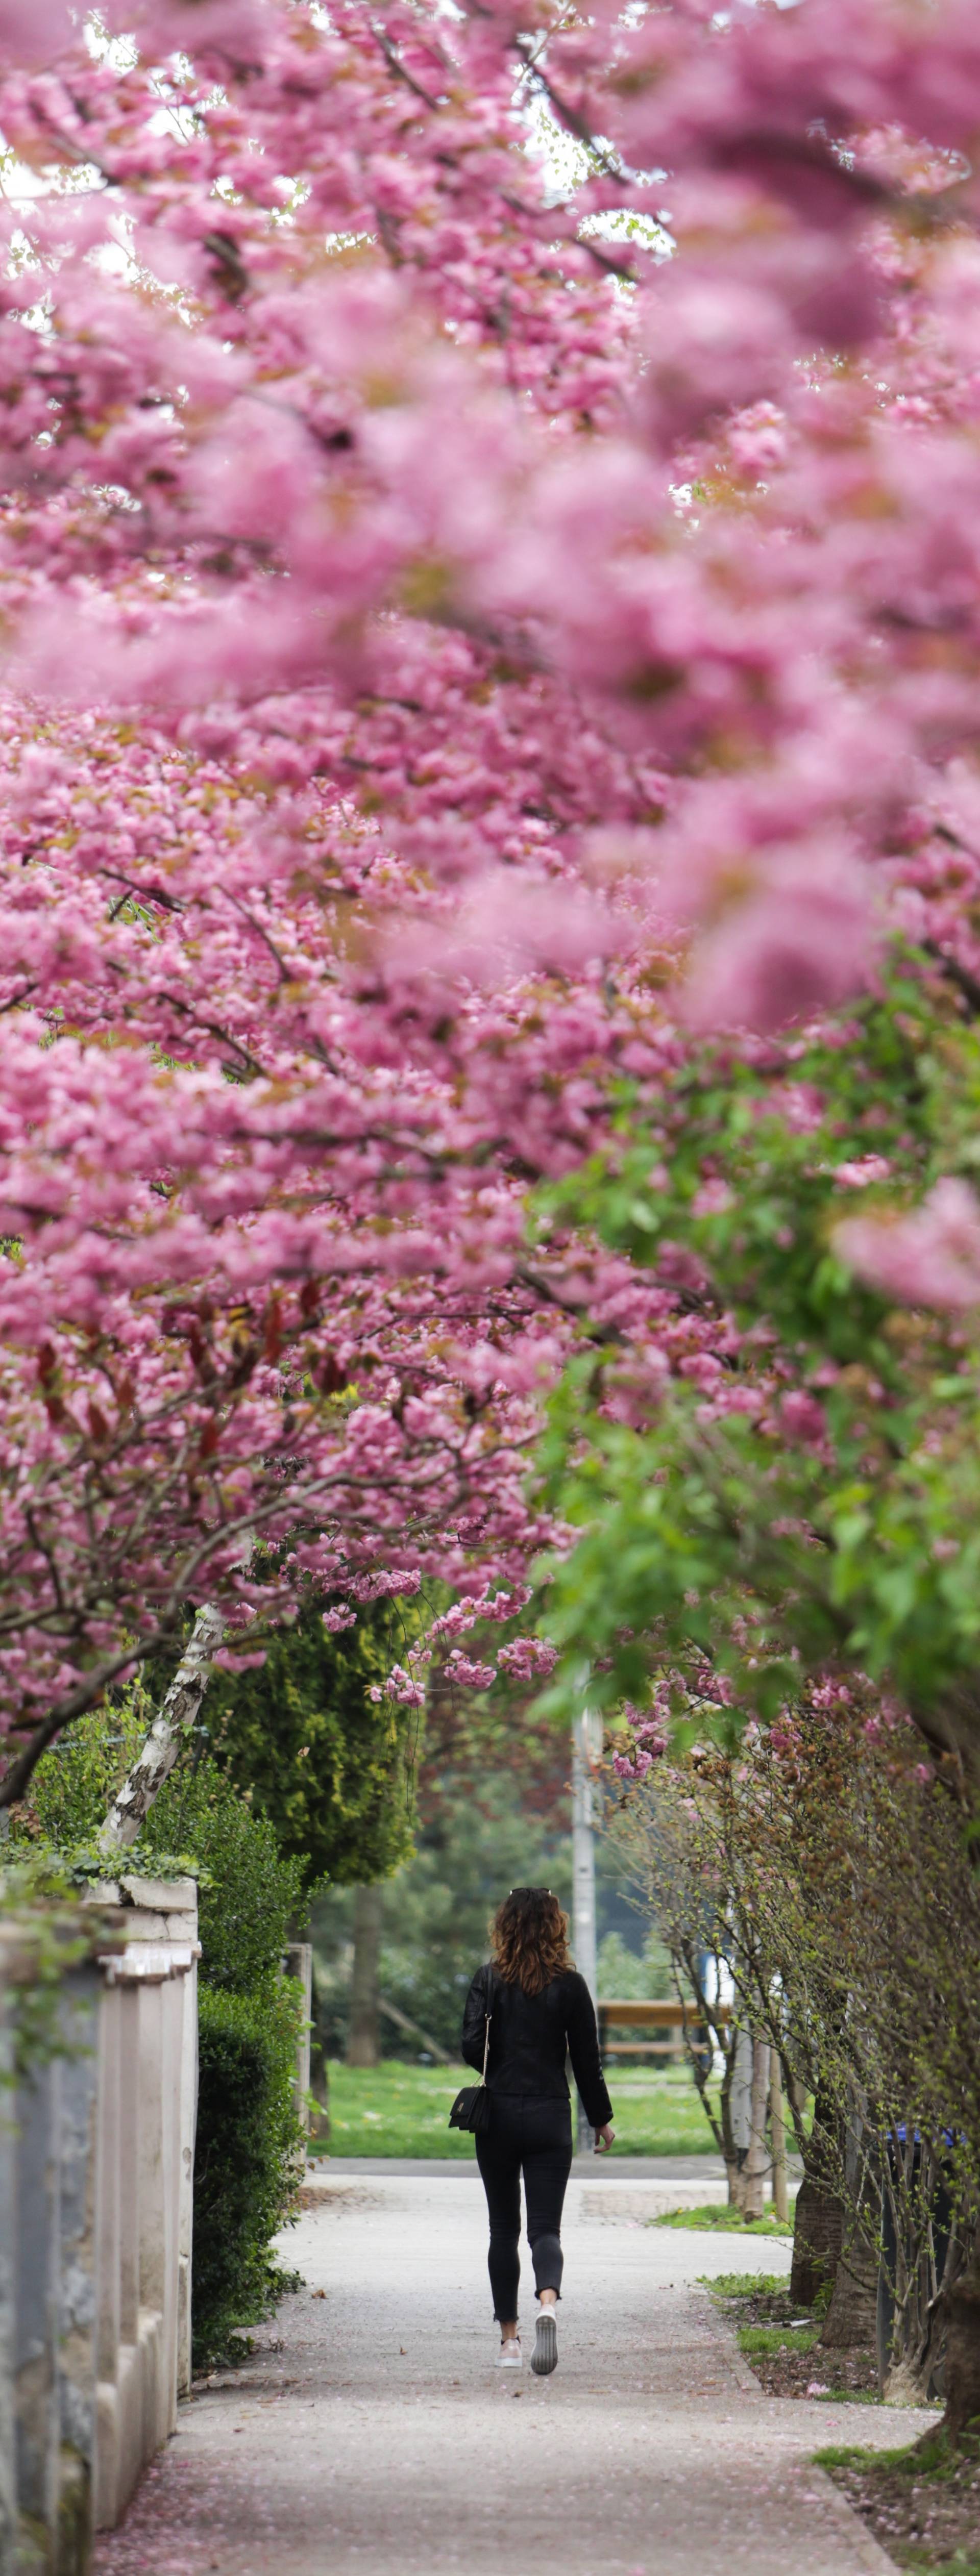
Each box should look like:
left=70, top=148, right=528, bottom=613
left=496, top=2338, right=523, bottom=2368
left=530, top=2311, right=557, bottom=2376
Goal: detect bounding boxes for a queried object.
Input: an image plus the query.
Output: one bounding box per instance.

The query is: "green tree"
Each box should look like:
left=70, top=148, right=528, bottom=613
left=205, top=1596, right=422, bottom=1892
left=532, top=954, right=980, bottom=2439
left=312, top=1676, right=652, bottom=2059
left=535, top=961, right=980, bottom=1787
left=313, top=1768, right=573, bottom=2060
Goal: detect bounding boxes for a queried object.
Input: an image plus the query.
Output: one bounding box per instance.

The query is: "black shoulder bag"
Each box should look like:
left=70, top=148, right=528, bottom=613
left=449, top=1973, right=493, bottom=2134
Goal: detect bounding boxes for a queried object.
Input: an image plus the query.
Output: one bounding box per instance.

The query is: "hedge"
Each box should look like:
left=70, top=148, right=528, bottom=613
left=146, top=1756, right=306, bottom=1995
left=14, top=1715, right=310, bottom=2372
left=193, top=1973, right=304, bottom=2369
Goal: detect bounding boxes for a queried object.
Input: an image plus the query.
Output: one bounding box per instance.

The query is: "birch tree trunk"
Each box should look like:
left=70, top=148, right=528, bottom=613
left=727, top=2024, right=753, bottom=2211
left=742, top=2035, right=771, bottom=2220
left=96, top=1605, right=225, bottom=1856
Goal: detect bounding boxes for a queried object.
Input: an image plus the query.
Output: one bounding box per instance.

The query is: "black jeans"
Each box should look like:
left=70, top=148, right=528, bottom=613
left=475, top=2091, right=573, bottom=2321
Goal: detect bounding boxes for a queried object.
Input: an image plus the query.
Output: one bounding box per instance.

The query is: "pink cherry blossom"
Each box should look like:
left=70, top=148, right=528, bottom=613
left=836, top=1179, right=980, bottom=1310
left=2, top=0, right=980, bottom=1789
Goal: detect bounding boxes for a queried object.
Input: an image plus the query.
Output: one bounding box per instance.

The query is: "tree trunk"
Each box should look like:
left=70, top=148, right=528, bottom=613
left=675, top=1943, right=742, bottom=2199
left=790, top=2088, right=843, bottom=2306
left=378, top=1994, right=452, bottom=2064
left=908, top=1682, right=980, bottom=2435
left=96, top=1605, right=225, bottom=1855
left=791, top=2175, right=844, bottom=2305
left=726, top=2024, right=753, bottom=2208
left=742, top=2036, right=771, bottom=2220
left=347, top=1883, right=382, bottom=2067
left=944, top=2241, right=980, bottom=2441
left=822, top=2106, right=879, bottom=2349
left=308, top=1965, right=331, bottom=2143
left=770, top=2047, right=790, bottom=2224
left=821, top=2227, right=878, bottom=2349
left=724, top=2161, right=747, bottom=2212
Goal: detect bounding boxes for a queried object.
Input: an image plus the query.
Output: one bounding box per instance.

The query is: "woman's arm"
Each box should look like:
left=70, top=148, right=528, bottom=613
left=460, top=1964, right=492, bottom=2072
left=566, top=1972, right=614, bottom=2130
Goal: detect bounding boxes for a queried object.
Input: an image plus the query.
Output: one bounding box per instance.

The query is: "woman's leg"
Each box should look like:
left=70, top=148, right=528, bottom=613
left=522, top=2102, right=574, bottom=2304
left=475, top=2114, right=522, bottom=2336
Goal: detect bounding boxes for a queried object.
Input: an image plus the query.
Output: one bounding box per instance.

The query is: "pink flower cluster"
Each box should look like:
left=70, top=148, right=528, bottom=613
left=610, top=1699, right=670, bottom=1783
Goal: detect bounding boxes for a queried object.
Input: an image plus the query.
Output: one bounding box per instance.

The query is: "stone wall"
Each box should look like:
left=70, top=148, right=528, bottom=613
left=0, top=1878, right=199, bottom=2573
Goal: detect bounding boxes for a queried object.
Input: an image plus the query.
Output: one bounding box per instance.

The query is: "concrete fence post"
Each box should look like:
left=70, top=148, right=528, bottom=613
left=14, top=2049, right=61, bottom=2567
left=57, top=1963, right=102, bottom=2574
left=0, top=1877, right=200, bottom=2562
left=117, top=1982, right=141, bottom=2358
left=284, top=1942, right=313, bottom=2142
left=90, top=1874, right=200, bottom=2515
left=176, top=1947, right=198, bottom=2400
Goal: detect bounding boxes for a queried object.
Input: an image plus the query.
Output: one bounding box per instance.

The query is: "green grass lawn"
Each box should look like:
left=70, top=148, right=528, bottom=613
left=703, top=2271, right=789, bottom=2298
left=738, top=2321, right=818, bottom=2356
left=656, top=2202, right=795, bottom=2237
left=312, top=2060, right=725, bottom=2159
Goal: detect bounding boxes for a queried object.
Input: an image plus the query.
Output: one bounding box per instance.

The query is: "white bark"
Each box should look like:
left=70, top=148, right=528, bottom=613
left=742, top=2034, right=772, bottom=2220
left=96, top=1605, right=225, bottom=1856
left=770, top=2044, right=790, bottom=2223
left=727, top=2022, right=752, bottom=2205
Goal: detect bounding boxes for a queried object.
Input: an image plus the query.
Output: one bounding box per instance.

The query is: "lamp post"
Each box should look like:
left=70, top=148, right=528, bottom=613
left=571, top=1707, right=602, bottom=2154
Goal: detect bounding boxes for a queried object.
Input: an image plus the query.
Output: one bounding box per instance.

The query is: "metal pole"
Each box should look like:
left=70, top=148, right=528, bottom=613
left=572, top=1708, right=601, bottom=2155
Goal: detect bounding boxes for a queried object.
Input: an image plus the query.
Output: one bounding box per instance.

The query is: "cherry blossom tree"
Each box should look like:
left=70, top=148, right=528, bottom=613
left=0, top=0, right=682, bottom=1795
left=4, top=0, right=980, bottom=1835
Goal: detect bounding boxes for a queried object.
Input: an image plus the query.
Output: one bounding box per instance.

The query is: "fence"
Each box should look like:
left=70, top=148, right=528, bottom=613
left=598, top=1996, right=733, bottom=2061
left=1, top=1874, right=199, bottom=2574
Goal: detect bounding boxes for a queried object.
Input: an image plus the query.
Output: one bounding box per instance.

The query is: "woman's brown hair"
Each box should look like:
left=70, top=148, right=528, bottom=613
left=489, top=1886, right=573, bottom=1996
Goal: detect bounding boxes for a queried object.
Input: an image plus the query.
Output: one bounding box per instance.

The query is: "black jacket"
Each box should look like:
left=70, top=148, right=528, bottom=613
left=461, top=1963, right=612, bottom=2130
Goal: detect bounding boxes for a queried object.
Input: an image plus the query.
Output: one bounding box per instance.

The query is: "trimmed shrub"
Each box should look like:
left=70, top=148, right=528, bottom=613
left=144, top=1757, right=306, bottom=1994
left=12, top=1696, right=147, bottom=1848
left=143, top=1761, right=307, bottom=2367
left=193, top=1974, right=303, bottom=2369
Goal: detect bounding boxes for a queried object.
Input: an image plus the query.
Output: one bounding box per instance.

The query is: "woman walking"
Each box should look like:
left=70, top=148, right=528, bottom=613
left=461, top=1886, right=614, bottom=2377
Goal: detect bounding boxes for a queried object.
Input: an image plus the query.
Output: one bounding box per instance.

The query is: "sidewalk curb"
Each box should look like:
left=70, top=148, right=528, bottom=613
left=701, top=2292, right=901, bottom=2572
left=808, top=2466, right=900, bottom=2575
left=698, top=2285, right=763, bottom=2398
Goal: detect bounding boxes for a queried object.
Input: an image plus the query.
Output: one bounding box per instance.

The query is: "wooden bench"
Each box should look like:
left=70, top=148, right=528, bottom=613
left=598, top=1997, right=732, bottom=2063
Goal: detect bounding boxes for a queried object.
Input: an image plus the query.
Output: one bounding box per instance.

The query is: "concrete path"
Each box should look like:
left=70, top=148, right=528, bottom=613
left=319, top=2152, right=739, bottom=2179
left=94, top=2170, right=936, bottom=2576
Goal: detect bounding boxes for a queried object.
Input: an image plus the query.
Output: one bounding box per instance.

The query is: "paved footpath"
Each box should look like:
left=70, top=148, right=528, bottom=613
left=95, top=2169, right=936, bottom=2576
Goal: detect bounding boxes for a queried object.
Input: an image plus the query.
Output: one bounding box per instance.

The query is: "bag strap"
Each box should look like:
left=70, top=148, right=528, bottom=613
left=481, top=1965, right=494, bottom=2081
